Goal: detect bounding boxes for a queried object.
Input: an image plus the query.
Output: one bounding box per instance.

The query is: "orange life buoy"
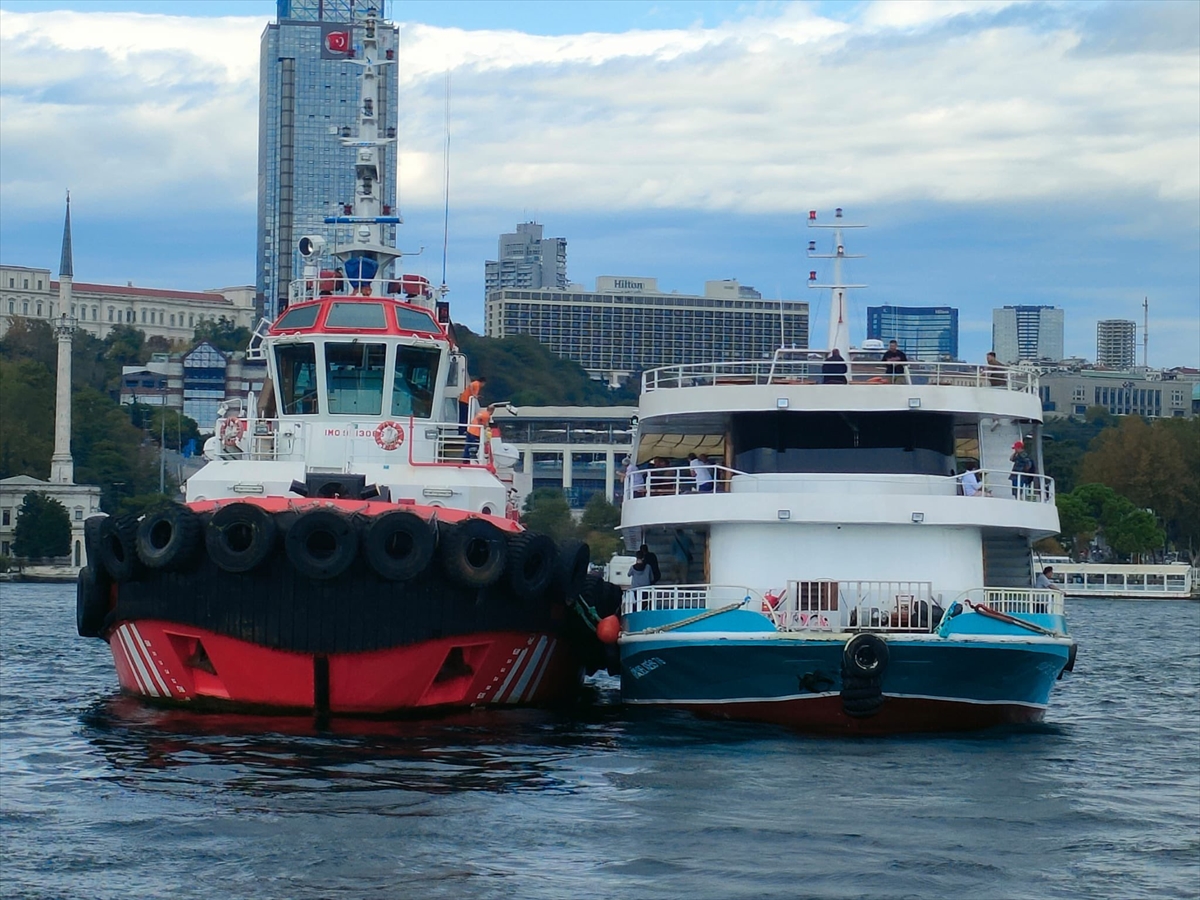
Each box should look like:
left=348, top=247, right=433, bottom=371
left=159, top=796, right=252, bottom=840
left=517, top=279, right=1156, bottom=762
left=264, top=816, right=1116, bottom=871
left=373, top=420, right=405, bottom=451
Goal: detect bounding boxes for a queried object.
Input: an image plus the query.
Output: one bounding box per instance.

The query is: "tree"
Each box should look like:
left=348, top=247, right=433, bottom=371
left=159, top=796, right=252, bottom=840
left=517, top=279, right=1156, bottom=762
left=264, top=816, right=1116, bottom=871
left=1054, top=491, right=1095, bottom=555
left=520, top=488, right=576, bottom=542
left=11, top=492, right=70, bottom=558
left=579, top=493, right=622, bottom=563
left=1104, top=507, right=1165, bottom=558
left=192, top=317, right=251, bottom=353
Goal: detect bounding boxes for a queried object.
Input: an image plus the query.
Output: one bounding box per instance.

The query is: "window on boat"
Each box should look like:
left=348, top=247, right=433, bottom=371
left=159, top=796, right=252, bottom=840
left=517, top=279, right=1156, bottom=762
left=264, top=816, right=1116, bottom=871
left=275, top=343, right=319, bottom=415
left=731, top=411, right=955, bottom=475
left=327, top=302, right=386, bottom=329
left=276, top=304, right=320, bottom=331
left=394, top=306, right=439, bottom=333
left=1167, top=575, right=1186, bottom=590
left=325, top=342, right=386, bottom=415
left=391, top=345, right=440, bottom=418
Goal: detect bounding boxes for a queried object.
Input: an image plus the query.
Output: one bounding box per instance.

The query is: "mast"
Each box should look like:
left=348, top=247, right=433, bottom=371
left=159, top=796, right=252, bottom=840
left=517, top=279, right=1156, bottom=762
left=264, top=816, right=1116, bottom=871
left=806, top=207, right=866, bottom=354
left=1143, top=296, right=1149, bottom=368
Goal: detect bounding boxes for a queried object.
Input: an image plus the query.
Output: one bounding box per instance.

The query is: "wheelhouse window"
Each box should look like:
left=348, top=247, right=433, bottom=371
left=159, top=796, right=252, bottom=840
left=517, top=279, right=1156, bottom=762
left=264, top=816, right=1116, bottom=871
left=391, top=345, right=440, bottom=418
left=326, top=342, right=386, bottom=415
left=327, top=302, right=386, bottom=329
left=732, top=411, right=955, bottom=475
left=275, top=343, right=318, bottom=414
left=275, top=304, right=320, bottom=330
left=395, top=307, right=439, bottom=333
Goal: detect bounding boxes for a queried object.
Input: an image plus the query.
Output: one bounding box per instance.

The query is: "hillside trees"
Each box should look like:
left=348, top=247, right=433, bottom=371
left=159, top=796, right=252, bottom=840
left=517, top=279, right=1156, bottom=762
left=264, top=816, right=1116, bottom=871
left=11, top=492, right=71, bottom=558
left=521, top=489, right=624, bottom=563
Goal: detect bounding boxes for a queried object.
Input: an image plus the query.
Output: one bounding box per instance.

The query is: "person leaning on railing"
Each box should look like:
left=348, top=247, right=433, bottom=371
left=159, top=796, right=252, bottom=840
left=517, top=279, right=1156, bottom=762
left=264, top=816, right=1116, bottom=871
left=984, top=351, right=1006, bottom=387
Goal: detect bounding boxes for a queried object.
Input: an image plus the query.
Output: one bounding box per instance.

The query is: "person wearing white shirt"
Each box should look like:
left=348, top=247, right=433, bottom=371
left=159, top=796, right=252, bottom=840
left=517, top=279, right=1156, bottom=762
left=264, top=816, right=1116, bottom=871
left=689, top=452, right=715, bottom=493
left=960, top=461, right=981, bottom=497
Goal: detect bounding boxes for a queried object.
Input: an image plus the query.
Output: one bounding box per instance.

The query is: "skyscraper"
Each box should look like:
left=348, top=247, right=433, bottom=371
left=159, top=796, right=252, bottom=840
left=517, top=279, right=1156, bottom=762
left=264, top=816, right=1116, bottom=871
left=257, top=0, right=398, bottom=318
left=992, top=305, right=1064, bottom=364
left=866, top=305, right=959, bottom=361
left=484, top=223, right=568, bottom=297
left=1096, top=319, right=1136, bottom=368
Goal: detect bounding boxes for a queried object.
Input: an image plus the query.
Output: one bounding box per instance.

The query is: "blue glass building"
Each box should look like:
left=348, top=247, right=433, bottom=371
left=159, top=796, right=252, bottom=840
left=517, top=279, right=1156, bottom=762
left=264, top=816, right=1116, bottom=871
left=866, top=305, right=959, bottom=361
left=257, top=0, right=398, bottom=318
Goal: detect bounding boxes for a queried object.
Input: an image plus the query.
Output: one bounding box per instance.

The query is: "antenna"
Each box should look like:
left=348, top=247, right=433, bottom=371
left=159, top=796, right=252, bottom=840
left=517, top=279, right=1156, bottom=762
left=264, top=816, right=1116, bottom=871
left=1143, top=296, right=1148, bottom=368
left=441, top=70, right=451, bottom=289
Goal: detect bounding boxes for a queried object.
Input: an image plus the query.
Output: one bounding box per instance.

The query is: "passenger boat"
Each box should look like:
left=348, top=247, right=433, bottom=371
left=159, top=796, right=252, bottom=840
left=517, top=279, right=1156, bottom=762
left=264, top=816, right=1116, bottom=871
left=1049, top=562, right=1195, bottom=600
left=75, top=10, right=608, bottom=715
left=614, top=210, right=1077, bottom=734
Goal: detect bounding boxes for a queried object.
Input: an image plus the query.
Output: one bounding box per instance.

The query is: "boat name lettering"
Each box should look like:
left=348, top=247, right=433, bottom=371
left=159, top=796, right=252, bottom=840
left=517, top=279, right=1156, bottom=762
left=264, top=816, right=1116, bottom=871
left=323, top=427, right=381, bottom=438
left=628, top=657, right=666, bottom=679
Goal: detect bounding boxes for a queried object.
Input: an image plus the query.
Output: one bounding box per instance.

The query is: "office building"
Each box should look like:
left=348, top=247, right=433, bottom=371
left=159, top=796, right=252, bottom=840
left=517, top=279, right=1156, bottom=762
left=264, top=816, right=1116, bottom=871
left=1096, top=319, right=1137, bottom=368
left=484, top=222, right=568, bottom=297
left=485, top=277, right=808, bottom=383
left=992, top=305, right=1064, bottom=364
left=1038, top=365, right=1199, bottom=419
left=257, top=0, right=399, bottom=317
left=866, top=305, right=959, bottom=361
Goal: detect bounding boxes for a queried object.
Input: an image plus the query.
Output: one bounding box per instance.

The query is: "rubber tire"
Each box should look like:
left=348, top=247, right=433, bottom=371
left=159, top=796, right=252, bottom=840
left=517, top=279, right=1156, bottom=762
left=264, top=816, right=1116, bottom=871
left=135, top=504, right=202, bottom=570
left=506, top=532, right=558, bottom=597
left=206, top=503, right=278, bottom=574
left=84, top=515, right=107, bottom=568
left=595, top=581, right=624, bottom=618
left=843, top=633, right=890, bottom=679
left=555, top=539, right=590, bottom=598
left=76, top=565, right=110, bottom=638
left=438, top=518, right=508, bottom=589
left=285, top=509, right=359, bottom=580
left=362, top=510, right=435, bottom=581
left=97, top=514, right=141, bottom=582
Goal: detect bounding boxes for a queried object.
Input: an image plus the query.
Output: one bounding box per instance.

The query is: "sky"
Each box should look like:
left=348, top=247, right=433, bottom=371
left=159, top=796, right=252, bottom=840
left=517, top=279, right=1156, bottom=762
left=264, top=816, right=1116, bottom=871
left=0, top=0, right=1197, bottom=367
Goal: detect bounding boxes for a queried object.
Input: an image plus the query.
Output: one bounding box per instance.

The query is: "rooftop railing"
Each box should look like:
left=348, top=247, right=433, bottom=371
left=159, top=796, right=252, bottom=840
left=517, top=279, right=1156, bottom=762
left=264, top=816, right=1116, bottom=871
left=624, top=464, right=1055, bottom=504
left=642, top=351, right=1037, bottom=395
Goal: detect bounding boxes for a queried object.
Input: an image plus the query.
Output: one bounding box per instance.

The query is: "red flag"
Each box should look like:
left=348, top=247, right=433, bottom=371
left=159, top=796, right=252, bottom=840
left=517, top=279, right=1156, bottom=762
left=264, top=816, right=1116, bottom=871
left=325, top=31, right=349, bottom=53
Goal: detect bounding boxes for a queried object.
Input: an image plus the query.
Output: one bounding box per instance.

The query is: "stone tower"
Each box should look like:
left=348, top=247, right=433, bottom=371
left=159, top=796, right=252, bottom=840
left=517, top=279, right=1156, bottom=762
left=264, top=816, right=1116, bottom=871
left=50, top=193, right=75, bottom=485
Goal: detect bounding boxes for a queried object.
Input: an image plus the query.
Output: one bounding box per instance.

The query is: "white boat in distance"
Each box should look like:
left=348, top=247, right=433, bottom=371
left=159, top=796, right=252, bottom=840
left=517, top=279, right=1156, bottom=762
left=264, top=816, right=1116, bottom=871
left=1048, top=563, right=1195, bottom=600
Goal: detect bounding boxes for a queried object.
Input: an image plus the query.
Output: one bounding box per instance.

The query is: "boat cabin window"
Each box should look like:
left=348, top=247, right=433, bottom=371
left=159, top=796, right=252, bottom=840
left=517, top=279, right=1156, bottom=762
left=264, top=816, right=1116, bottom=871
left=325, top=342, right=387, bottom=415
left=392, top=346, right=440, bottom=418
left=326, top=302, right=387, bottom=329
left=732, top=411, right=955, bottom=475
left=276, top=305, right=320, bottom=331
left=275, top=343, right=318, bottom=415
left=394, top=306, right=439, bottom=333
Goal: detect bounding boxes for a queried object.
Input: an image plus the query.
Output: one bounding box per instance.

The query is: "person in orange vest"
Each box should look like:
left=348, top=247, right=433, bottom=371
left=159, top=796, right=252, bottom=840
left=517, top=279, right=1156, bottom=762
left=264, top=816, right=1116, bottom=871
left=463, top=405, right=494, bottom=460
left=458, top=375, right=487, bottom=428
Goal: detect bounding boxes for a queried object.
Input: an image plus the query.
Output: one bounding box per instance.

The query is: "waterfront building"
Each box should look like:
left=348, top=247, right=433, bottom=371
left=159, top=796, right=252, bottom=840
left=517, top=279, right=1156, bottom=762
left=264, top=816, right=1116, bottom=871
left=992, top=305, right=1064, bottom=363
left=257, top=0, right=399, bottom=317
left=484, top=222, right=568, bottom=297
left=1037, top=365, right=1199, bottom=419
left=0, top=476, right=103, bottom=568
left=866, top=305, right=959, bottom=361
left=491, top=405, right=636, bottom=510
left=1096, top=319, right=1137, bottom=368
left=485, top=277, right=808, bottom=384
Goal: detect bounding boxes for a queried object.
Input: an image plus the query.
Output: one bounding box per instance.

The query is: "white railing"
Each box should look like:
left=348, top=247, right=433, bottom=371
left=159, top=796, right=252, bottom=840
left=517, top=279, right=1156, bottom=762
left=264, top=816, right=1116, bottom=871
left=212, top=416, right=307, bottom=461
left=959, top=587, right=1065, bottom=617
left=621, top=584, right=754, bottom=615
left=643, top=354, right=1036, bottom=394
left=409, top=420, right=493, bottom=468
left=624, top=464, right=1054, bottom=504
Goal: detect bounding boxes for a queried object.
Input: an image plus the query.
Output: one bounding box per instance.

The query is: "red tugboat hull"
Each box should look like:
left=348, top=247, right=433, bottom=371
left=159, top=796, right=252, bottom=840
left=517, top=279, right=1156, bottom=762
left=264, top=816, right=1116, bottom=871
left=108, top=619, right=582, bottom=714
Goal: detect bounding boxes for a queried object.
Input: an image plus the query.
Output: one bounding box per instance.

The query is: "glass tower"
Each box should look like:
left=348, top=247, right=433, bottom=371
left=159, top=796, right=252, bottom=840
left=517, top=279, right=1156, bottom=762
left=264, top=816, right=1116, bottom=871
left=257, top=0, right=398, bottom=318
left=866, top=305, right=959, bottom=361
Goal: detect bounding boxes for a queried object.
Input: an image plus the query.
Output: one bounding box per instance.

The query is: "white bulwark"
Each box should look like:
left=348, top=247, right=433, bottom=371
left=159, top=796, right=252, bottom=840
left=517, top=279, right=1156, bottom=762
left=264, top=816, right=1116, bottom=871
left=485, top=277, right=809, bottom=385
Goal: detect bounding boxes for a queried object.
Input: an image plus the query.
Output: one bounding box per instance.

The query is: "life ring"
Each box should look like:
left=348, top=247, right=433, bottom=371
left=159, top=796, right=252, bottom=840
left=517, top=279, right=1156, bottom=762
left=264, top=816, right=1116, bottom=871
left=135, top=503, right=202, bottom=570
left=373, top=420, right=405, bottom=451
left=505, top=532, right=558, bottom=597
left=362, top=510, right=436, bottom=581
left=206, top=502, right=277, bottom=573
left=97, top=514, right=142, bottom=582
left=76, top=565, right=111, bottom=638
left=867, top=376, right=888, bottom=384
left=438, top=518, right=508, bottom=588
left=284, top=509, right=359, bottom=580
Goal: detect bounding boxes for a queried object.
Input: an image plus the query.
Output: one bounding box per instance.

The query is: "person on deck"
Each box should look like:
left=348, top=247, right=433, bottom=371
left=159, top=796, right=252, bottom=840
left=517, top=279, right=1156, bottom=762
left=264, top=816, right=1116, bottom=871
left=1010, top=441, right=1035, bottom=498
left=821, top=349, right=848, bottom=384
left=960, top=461, right=982, bottom=497
left=638, top=543, right=662, bottom=585
left=1035, top=566, right=1056, bottom=589
left=458, top=375, right=487, bottom=427
left=689, top=452, right=716, bottom=493
left=463, top=405, right=493, bottom=460
left=985, top=351, right=1006, bottom=387
left=882, top=340, right=908, bottom=382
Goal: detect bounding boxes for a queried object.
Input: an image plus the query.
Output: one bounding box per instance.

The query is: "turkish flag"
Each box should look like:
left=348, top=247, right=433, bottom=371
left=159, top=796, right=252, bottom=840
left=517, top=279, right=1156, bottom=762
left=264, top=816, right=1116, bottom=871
left=325, top=31, right=349, bottom=53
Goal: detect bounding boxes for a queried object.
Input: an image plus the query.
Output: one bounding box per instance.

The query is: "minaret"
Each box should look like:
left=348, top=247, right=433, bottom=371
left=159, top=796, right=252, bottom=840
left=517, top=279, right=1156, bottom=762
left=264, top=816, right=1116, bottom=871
left=50, top=192, right=75, bottom=485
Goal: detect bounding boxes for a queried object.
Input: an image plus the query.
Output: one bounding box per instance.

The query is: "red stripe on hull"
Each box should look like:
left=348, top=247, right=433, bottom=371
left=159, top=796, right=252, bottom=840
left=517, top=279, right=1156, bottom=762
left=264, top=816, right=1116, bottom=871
left=107, top=620, right=582, bottom=715
left=675, top=695, right=1046, bottom=735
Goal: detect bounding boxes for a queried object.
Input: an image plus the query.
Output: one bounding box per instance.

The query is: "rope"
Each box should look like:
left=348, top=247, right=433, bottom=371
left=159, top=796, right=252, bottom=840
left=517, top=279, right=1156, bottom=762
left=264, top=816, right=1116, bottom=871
left=624, top=599, right=749, bottom=636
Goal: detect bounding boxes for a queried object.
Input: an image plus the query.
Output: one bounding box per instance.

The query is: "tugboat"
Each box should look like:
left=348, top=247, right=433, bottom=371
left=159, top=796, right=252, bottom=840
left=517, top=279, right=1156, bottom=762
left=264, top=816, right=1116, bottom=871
left=76, top=9, right=609, bottom=715
left=614, top=210, right=1077, bottom=734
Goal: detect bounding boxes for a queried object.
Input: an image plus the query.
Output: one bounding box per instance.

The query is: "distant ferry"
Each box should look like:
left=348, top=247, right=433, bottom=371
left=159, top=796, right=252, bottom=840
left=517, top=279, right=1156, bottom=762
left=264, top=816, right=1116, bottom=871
left=1048, top=562, right=1195, bottom=600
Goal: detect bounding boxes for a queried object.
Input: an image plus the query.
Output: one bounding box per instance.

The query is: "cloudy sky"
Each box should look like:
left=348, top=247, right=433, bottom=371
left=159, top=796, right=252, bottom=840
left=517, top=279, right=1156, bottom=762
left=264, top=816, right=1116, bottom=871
left=1, top=0, right=1197, bottom=366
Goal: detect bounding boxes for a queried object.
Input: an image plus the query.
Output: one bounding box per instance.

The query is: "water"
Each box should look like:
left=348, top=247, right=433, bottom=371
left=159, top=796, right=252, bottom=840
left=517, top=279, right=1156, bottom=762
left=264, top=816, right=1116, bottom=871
left=2, top=583, right=1197, bottom=900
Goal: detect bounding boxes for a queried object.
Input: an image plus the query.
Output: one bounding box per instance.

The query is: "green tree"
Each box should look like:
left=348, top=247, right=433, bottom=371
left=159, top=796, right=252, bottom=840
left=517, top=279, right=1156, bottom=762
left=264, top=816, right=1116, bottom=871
left=520, top=488, right=576, bottom=542
left=11, top=492, right=70, bottom=558
left=192, top=317, right=251, bottom=353
left=1104, top=507, right=1165, bottom=558
left=1055, top=491, right=1096, bottom=555
left=0, top=359, right=55, bottom=478
left=579, top=493, right=622, bottom=563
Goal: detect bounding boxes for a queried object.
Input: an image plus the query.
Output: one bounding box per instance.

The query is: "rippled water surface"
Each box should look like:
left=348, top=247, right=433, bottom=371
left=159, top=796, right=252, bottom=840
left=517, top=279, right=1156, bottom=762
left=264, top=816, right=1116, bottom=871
left=2, top=583, right=1197, bottom=899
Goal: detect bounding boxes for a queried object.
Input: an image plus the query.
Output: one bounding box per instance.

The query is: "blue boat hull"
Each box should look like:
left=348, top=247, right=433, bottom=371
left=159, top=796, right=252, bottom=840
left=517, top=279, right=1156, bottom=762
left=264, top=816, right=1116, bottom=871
left=619, top=634, right=1074, bottom=734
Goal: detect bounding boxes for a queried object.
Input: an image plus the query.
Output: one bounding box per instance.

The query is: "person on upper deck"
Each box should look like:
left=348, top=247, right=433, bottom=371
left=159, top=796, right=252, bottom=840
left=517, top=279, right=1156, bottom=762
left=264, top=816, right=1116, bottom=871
left=459, top=375, right=487, bottom=426
left=688, top=452, right=716, bottom=493
left=882, top=340, right=908, bottom=382
left=1010, top=441, right=1035, bottom=498
left=985, top=351, right=1006, bottom=387
left=821, top=349, right=848, bottom=384
left=960, top=461, right=982, bottom=497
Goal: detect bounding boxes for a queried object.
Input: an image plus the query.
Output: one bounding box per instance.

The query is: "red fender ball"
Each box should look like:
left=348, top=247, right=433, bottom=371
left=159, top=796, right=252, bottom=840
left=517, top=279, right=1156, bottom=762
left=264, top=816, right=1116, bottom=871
left=596, top=615, right=621, bottom=645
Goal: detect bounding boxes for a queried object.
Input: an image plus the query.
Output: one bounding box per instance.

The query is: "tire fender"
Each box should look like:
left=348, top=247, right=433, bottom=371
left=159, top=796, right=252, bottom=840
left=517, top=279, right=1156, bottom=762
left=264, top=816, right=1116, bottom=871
left=362, top=510, right=436, bottom=581
left=205, top=502, right=278, bottom=574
